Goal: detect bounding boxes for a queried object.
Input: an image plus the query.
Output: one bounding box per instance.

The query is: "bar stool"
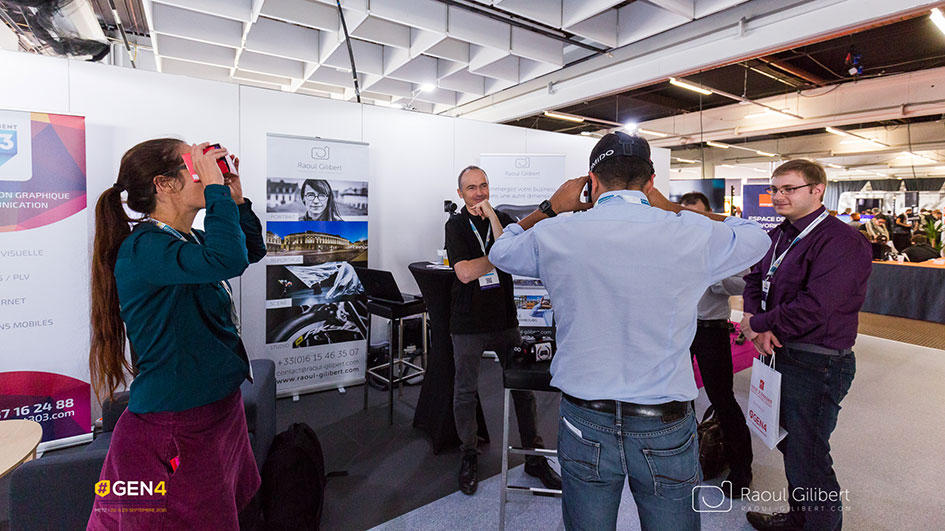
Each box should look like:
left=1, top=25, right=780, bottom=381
left=499, top=359, right=561, bottom=531
left=362, top=297, right=428, bottom=425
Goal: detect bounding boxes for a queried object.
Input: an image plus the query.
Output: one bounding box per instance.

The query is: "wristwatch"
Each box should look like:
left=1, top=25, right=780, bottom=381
left=539, top=200, right=557, bottom=218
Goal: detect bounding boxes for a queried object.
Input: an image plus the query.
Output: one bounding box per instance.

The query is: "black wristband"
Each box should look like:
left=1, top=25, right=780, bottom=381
left=539, top=200, right=557, bottom=218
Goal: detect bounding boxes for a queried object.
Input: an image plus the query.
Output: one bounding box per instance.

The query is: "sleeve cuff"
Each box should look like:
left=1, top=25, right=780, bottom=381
left=204, top=183, right=231, bottom=201
left=503, top=223, right=524, bottom=236
left=750, top=313, right=771, bottom=334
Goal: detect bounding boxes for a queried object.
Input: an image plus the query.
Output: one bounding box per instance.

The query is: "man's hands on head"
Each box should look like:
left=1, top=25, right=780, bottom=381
left=645, top=187, right=678, bottom=213
left=549, top=176, right=593, bottom=214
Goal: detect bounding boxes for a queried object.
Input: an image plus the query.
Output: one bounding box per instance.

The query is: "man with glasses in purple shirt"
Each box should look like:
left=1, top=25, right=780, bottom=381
left=740, top=159, right=872, bottom=531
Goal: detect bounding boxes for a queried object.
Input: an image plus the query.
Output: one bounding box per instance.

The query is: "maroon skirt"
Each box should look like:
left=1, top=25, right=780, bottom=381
left=87, top=389, right=260, bottom=530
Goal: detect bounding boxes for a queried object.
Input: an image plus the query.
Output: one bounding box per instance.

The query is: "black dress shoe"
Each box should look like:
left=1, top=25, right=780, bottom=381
left=725, top=470, right=752, bottom=499
left=524, top=458, right=562, bottom=490
left=459, top=453, right=478, bottom=495
left=746, top=511, right=803, bottom=531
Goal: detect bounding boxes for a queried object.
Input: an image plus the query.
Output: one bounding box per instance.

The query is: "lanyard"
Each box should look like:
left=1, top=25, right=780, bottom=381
left=150, top=219, right=241, bottom=333
left=595, top=190, right=650, bottom=207
left=468, top=218, right=492, bottom=255
left=761, top=209, right=829, bottom=310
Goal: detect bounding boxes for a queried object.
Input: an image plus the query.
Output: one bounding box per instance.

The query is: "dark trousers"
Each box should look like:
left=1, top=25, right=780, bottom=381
left=775, top=346, right=855, bottom=531
left=690, top=324, right=753, bottom=477
left=451, top=327, right=543, bottom=462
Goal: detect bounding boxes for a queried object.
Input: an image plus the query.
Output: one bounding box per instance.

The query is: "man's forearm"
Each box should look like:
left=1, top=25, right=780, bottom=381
left=488, top=212, right=504, bottom=239
left=515, top=210, right=549, bottom=231
left=454, top=256, right=494, bottom=284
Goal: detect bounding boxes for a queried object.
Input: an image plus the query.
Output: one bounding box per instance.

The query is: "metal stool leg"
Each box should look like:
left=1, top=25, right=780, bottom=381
left=397, top=318, right=405, bottom=398
left=499, top=388, right=511, bottom=531
left=421, top=312, right=428, bottom=371
left=363, top=313, right=373, bottom=410
left=388, top=318, right=395, bottom=425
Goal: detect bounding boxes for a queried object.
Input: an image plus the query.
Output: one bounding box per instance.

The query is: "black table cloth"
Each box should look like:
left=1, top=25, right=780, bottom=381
left=409, top=262, right=489, bottom=453
left=861, top=261, right=945, bottom=324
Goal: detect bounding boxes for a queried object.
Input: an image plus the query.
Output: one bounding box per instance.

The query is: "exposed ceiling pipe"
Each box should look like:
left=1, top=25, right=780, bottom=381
left=106, top=0, right=134, bottom=68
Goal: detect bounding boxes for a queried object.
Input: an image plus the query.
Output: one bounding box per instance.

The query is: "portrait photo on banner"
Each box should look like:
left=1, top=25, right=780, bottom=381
left=266, top=177, right=368, bottom=222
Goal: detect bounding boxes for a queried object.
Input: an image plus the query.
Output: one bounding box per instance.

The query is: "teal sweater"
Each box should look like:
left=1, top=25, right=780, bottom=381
left=116, top=185, right=266, bottom=413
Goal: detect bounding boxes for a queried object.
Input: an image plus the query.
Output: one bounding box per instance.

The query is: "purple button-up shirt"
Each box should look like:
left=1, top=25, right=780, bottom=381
left=743, top=206, right=872, bottom=351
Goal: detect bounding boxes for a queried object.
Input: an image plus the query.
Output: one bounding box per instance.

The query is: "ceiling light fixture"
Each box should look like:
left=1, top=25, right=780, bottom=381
left=755, top=150, right=776, bottom=157
left=825, top=127, right=889, bottom=147
left=420, top=83, right=436, bottom=92
left=638, top=128, right=668, bottom=137
left=932, top=8, right=945, bottom=36
left=744, top=109, right=771, bottom=119
left=580, top=131, right=602, bottom=138
left=706, top=141, right=730, bottom=149
left=719, top=164, right=736, bottom=168
left=623, top=122, right=638, bottom=132
left=543, top=110, right=585, bottom=123
left=674, top=157, right=700, bottom=163
left=669, top=77, right=713, bottom=95
left=827, top=163, right=844, bottom=169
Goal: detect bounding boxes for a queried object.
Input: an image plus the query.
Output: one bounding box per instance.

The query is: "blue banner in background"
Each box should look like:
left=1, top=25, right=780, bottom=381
left=743, top=184, right=783, bottom=231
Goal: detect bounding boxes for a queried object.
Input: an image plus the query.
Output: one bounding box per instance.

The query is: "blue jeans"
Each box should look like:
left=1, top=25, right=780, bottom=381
left=774, top=346, right=856, bottom=531
left=558, top=397, right=701, bottom=531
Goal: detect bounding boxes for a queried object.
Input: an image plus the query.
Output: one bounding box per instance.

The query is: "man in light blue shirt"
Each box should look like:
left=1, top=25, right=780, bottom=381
left=489, top=132, right=769, bottom=530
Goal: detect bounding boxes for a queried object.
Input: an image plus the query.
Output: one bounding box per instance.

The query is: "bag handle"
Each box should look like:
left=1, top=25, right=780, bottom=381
left=701, top=404, right=716, bottom=423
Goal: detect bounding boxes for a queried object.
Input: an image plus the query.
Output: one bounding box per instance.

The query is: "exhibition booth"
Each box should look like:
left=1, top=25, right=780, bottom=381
left=2, top=0, right=945, bottom=530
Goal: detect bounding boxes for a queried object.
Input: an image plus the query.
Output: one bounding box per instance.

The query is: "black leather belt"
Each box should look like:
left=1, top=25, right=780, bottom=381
left=697, top=319, right=730, bottom=329
left=563, top=394, right=689, bottom=421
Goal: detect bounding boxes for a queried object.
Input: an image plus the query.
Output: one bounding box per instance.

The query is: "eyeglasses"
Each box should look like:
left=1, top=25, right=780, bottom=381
left=765, top=183, right=815, bottom=196
left=303, top=192, right=329, bottom=201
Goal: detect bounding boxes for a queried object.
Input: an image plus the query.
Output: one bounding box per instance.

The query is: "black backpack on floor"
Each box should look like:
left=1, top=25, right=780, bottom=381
left=261, top=423, right=344, bottom=530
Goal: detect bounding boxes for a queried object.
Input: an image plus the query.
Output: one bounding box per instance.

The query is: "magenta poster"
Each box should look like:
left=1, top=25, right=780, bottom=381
left=0, top=110, right=91, bottom=447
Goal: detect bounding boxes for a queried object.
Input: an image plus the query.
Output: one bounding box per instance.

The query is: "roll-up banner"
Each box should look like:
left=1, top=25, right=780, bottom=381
left=0, top=109, right=91, bottom=450
left=478, top=154, right=565, bottom=339
left=743, top=184, right=783, bottom=231
left=264, top=134, right=369, bottom=396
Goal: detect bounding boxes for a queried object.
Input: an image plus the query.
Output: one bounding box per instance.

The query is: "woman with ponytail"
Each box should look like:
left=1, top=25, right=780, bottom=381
left=87, top=139, right=266, bottom=530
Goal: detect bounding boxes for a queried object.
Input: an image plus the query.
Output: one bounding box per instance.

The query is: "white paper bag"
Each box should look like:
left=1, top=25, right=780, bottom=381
left=746, top=355, right=788, bottom=449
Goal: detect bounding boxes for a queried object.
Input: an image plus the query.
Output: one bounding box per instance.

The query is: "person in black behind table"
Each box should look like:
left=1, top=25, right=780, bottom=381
left=444, top=165, right=561, bottom=496
left=903, top=234, right=939, bottom=262
left=678, top=192, right=754, bottom=496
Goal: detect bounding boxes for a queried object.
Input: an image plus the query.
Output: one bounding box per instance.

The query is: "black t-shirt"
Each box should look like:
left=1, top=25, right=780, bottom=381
left=904, top=244, right=939, bottom=263
left=445, top=207, right=518, bottom=334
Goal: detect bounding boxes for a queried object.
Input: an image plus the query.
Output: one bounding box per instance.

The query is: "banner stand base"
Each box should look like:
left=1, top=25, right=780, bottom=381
left=276, top=377, right=366, bottom=400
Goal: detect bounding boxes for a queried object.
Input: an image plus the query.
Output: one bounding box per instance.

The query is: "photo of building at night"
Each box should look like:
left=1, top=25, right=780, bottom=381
left=267, top=221, right=368, bottom=265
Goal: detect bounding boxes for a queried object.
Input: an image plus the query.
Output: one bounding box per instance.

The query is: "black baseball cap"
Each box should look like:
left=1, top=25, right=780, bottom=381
left=588, top=131, right=653, bottom=173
